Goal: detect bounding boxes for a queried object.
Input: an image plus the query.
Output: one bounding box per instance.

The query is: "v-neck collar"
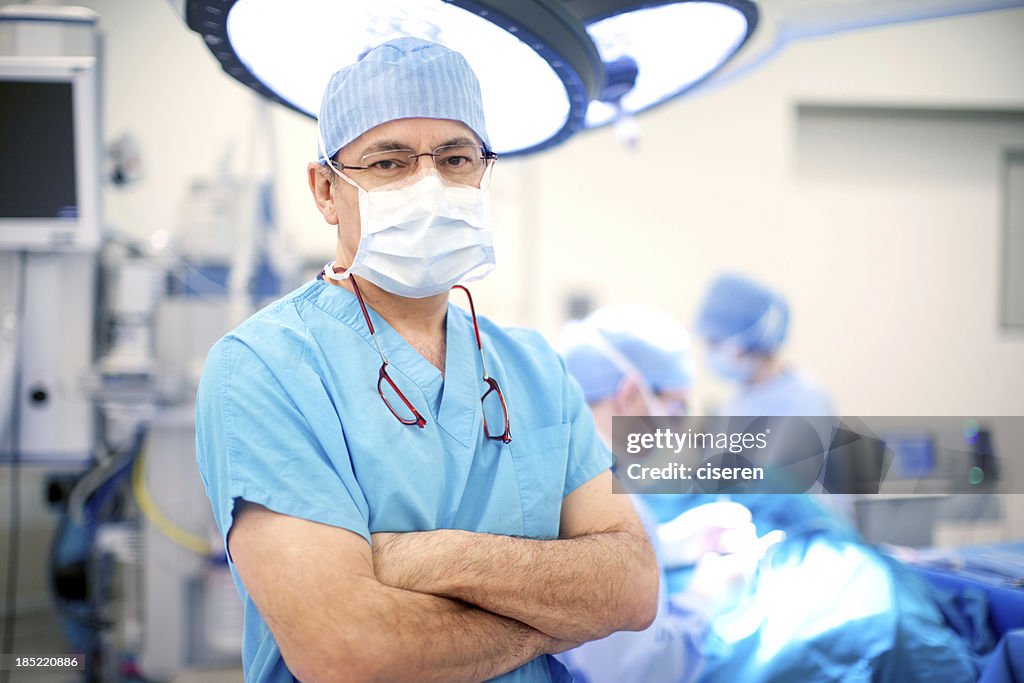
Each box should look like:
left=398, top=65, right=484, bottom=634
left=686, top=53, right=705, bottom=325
left=308, top=279, right=479, bottom=447
left=436, top=305, right=480, bottom=447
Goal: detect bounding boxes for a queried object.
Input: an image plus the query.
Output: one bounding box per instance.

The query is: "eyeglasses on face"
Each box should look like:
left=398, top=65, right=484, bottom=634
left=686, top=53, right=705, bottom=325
left=335, top=144, right=497, bottom=187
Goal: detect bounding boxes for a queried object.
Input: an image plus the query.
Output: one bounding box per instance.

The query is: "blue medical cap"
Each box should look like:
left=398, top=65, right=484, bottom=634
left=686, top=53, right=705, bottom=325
left=694, top=274, right=790, bottom=352
left=561, top=304, right=693, bottom=403
left=317, top=37, right=490, bottom=162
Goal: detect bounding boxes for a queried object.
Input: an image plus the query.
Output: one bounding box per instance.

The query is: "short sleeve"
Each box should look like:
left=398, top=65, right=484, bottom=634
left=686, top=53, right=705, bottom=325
left=560, top=355, right=614, bottom=497
left=195, top=336, right=371, bottom=558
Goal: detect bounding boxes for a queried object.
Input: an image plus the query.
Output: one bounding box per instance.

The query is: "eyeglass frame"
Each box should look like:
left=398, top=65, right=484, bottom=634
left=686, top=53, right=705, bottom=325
left=331, top=144, right=498, bottom=181
left=344, top=272, right=512, bottom=443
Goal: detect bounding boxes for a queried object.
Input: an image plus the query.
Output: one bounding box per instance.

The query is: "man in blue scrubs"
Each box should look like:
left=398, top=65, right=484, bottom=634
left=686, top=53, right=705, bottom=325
left=195, top=38, right=657, bottom=682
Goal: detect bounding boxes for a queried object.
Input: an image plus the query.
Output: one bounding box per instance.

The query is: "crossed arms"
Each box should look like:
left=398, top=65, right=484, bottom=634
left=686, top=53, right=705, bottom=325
left=229, top=470, right=659, bottom=683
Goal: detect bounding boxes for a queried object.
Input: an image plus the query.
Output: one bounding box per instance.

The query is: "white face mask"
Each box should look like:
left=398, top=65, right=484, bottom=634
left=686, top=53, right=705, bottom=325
left=707, top=343, right=757, bottom=383
left=323, top=161, right=496, bottom=298
left=706, top=301, right=783, bottom=383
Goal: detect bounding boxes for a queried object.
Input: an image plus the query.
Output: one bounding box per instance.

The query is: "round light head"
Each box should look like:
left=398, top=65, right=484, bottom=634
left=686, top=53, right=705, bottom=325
left=188, top=0, right=602, bottom=156
left=580, top=0, right=757, bottom=127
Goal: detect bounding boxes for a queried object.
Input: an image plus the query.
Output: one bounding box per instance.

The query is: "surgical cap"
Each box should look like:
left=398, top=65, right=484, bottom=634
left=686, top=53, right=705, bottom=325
left=561, top=304, right=694, bottom=403
left=694, top=274, right=790, bottom=352
left=317, top=37, right=490, bottom=163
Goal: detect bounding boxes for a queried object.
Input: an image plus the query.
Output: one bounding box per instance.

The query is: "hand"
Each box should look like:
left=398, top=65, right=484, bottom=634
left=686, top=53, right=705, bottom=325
left=656, top=501, right=756, bottom=568
left=542, top=635, right=584, bottom=656
left=370, top=532, right=404, bottom=587
left=681, top=550, right=758, bottom=615
left=369, top=530, right=468, bottom=594
left=676, top=529, right=785, bottom=616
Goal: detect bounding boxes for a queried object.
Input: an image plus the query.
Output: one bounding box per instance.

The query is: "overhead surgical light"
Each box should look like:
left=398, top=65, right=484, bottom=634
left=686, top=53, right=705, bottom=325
left=180, top=0, right=761, bottom=154
left=182, top=0, right=604, bottom=156
left=567, top=0, right=759, bottom=128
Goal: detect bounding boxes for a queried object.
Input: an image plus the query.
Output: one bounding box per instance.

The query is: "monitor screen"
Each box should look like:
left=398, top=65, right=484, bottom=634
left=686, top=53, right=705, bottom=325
left=0, top=80, right=78, bottom=219
left=884, top=432, right=935, bottom=479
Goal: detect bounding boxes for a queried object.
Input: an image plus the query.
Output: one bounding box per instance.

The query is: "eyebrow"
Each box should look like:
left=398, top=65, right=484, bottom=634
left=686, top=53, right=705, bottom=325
left=359, top=139, right=413, bottom=156
left=358, top=136, right=480, bottom=157
left=439, top=136, right=478, bottom=148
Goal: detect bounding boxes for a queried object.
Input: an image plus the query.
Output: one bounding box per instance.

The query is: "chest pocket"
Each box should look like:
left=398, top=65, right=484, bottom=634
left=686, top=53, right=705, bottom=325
left=508, top=423, right=571, bottom=539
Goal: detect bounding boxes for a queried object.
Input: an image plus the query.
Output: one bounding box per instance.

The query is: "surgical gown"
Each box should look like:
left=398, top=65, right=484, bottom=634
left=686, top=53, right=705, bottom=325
left=625, top=370, right=974, bottom=682
left=555, top=497, right=710, bottom=683
left=195, top=279, right=612, bottom=683
left=720, top=369, right=833, bottom=417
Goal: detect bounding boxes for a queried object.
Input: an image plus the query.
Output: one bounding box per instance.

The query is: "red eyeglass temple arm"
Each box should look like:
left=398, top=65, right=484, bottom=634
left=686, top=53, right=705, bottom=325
left=347, top=273, right=377, bottom=335
left=347, top=277, right=500, bottom=436
left=451, top=285, right=484, bottom=351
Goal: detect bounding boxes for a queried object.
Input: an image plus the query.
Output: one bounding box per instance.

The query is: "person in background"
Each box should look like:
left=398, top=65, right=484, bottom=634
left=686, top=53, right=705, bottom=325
left=694, top=272, right=854, bottom=520
left=686, top=275, right=974, bottom=682
left=562, top=304, right=692, bottom=439
left=558, top=304, right=763, bottom=683
left=694, top=273, right=833, bottom=417
left=559, top=301, right=975, bottom=683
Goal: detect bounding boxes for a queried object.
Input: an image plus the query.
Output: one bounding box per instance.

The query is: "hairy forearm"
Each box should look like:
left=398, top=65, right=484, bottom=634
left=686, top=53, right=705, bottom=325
left=373, top=529, right=658, bottom=643
left=294, top=576, right=568, bottom=683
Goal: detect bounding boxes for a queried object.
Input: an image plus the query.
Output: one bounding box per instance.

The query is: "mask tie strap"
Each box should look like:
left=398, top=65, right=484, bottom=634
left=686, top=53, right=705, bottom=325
left=316, top=122, right=362, bottom=190
left=584, top=327, right=667, bottom=416
left=322, top=260, right=350, bottom=283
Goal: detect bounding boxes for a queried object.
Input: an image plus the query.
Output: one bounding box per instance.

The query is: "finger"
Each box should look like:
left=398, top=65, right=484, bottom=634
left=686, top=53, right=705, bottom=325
left=717, top=522, right=758, bottom=554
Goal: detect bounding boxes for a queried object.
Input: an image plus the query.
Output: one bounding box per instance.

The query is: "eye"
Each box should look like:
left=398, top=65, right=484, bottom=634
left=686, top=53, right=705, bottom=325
left=370, top=158, right=406, bottom=171
left=442, top=155, right=470, bottom=167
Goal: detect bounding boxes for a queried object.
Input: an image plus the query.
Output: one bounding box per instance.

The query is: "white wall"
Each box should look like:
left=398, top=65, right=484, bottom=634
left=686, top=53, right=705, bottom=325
left=523, top=8, right=1024, bottom=417
left=6, top=0, right=1022, bottom=417
left=790, top=107, right=1024, bottom=415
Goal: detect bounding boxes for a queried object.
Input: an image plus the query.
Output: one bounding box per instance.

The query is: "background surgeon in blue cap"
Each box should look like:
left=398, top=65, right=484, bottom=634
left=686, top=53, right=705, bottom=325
left=694, top=273, right=834, bottom=417
left=194, top=38, right=658, bottom=683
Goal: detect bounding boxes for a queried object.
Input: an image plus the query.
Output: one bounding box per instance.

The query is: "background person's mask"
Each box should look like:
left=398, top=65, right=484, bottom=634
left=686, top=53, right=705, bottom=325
left=327, top=169, right=496, bottom=298
left=705, top=302, right=783, bottom=383
left=707, top=343, right=758, bottom=383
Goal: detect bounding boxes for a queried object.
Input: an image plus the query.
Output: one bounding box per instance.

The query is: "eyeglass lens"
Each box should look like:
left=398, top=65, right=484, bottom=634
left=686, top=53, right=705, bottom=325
left=481, top=379, right=510, bottom=442
left=378, top=367, right=421, bottom=425
left=358, top=145, right=489, bottom=185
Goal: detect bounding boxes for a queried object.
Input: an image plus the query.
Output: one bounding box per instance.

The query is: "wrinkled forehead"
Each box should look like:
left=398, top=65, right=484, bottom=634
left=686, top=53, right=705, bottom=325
left=338, top=117, right=483, bottom=160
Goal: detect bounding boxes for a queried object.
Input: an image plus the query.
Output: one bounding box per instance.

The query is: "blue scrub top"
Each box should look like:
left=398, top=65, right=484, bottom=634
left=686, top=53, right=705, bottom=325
left=721, top=369, right=833, bottom=417
left=195, top=279, right=612, bottom=683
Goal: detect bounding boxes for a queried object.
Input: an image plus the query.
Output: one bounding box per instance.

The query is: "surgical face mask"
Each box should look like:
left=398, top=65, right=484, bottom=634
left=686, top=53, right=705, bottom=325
left=323, top=160, right=496, bottom=298
left=707, top=344, right=757, bottom=383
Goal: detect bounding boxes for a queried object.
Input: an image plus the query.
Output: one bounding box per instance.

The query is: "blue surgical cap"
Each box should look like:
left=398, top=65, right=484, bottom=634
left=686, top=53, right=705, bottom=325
left=561, top=304, right=694, bottom=403
left=317, top=37, right=490, bottom=162
left=694, top=274, right=790, bottom=353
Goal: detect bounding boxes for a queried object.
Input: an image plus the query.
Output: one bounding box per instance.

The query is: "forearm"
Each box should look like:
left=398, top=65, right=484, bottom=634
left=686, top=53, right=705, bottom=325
left=299, top=576, right=566, bottom=683
left=373, top=528, right=658, bottom=642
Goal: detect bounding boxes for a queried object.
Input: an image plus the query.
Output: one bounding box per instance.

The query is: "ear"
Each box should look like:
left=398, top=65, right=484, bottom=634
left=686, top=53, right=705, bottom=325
left=307, top=162, right=339, bottom=226
left=612, top=375, right=644, bottom=414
